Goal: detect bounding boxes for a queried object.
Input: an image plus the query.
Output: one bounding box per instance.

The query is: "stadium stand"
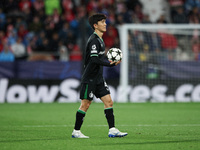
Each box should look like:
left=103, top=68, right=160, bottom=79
left=0, top=0, right=199, bottom=62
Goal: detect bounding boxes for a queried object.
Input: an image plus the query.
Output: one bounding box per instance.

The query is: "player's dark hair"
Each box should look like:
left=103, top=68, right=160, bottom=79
left=89, top=13, right=107, bottom=30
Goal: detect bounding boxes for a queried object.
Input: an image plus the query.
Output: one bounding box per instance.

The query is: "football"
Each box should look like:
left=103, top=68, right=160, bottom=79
left=107, top=48, right=122, bottom=62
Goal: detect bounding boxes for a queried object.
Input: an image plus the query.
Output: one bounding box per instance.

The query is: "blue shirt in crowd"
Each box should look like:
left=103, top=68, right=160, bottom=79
left=0, top=51, right=15, bottom=62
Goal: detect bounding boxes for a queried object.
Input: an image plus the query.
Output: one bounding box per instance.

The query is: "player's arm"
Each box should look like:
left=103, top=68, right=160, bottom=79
left=90, top=56, right=115, bottom=67
left=89, top=40, right=116, bottom=67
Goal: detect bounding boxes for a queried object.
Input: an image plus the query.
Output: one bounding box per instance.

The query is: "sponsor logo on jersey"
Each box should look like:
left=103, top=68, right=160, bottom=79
left=99, top=51, right=105, bottom=55
left=91, top=49, right=97, bottom=53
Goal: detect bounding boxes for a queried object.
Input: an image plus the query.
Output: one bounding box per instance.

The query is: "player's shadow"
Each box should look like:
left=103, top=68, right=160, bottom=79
left=96, top=139, right=200, bottom=146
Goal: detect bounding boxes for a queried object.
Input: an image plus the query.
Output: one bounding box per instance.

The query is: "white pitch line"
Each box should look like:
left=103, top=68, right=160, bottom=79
left=1, top=124, right=200, bottom=128
left=20, top=124, right=200, bottom=128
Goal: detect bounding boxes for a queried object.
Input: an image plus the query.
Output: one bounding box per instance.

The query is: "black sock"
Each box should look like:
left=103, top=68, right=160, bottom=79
left=104, top=108, right=115, bottom=129
left=74, top=110, right=86, bottom=130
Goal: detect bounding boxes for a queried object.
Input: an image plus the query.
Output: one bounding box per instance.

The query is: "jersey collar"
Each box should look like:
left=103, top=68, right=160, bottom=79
left=94, top=32, right=103, bottom=42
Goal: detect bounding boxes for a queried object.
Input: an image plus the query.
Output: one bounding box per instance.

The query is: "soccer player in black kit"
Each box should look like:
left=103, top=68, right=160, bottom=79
left=72, top=13, right=128, bottom=138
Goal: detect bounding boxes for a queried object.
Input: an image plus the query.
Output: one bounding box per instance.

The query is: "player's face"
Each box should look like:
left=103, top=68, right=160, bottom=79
left=96, top=19, right=107, bottom=32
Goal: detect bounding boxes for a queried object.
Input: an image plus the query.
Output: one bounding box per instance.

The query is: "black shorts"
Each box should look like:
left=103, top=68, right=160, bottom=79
left=80, top=80, right=110, bottom=101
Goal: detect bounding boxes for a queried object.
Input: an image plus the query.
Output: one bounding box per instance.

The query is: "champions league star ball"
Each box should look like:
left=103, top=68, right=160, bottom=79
left=107, top=48, right=122, bottom=62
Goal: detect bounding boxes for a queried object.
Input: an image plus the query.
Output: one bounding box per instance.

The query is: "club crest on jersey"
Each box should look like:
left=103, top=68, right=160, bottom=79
left=92, top=44, right=96, bottom=50
left=89, top=91, right=94, bottom=98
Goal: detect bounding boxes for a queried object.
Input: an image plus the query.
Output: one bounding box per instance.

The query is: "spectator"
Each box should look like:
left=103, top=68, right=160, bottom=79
left=3, top=0, right=19, bottom=13
left=133, top=3, right=144, bottom=22
left=15, top=17, right=27, bottom=31
left=23, top=32, right=34, bottom=50
left=188, top=7, right=200, bottom=23
left=126, top=0, right=143, bottom=12
left=66, top=30, right=76, bottom=45
left=106, top=7, right=116, bottom=25
left=44, top=15, right=54, bottom=38
left=156, top=15, right=168, bottom=24
left=28, top=16, right=43, bottom=33
left=146, top=32, right=162, bottom=52
left=131, top=31, right=149, bottom=52
left=113, top=37, right=120, bottom=49
left=99, top=0, right=114, bottom=8
left=0, top=8, right=6, bottom=30
left=185, top=0, right=200, bottom=14
left=48, top=32, right=59, bottom=52
left=142, top=14, right=152, bottom=24
left=118, top=3, right=132, bottom=23
left=103, top=24, right=118, bottom=48
left=173, top=7, right=188, bottom=23
left=52, top=8, right=60, bottom=24
left=0, top=0, right=199, bottom=62
left=58, top=41, right=69, bottom=61
left=37, top=38, right=50, bottom=52
left=0, top=44, right=15, bottom=62
left=37, top=9, right=46, bottom=22
left=32, top=34, right=50, bottom=52
left=59, top=22, right=70, bottom=44
left=0, top=31, right=6, bottom=52
left=17, top=24, right=28, bottom=39
left=33, top=0, right=44, bottom=12
left=192, top=40, right=200, bottom=60
left=69, top=44, right=82, bottom=61
left=35, top=30, right=47, bottom=51
left=64, top=10, right=75, bottom=23
left=55, top=14, right=66, bottom=30
left=191, top=29, right=200, bottom=60
left=11, top=37, right=26, bottom=59
left=158, top=31, right=178, bottom=51
left=6, top=25, right=17, bottom=46
left=19, top=0, right=32, bottom=12
left=86, top=0, right=99, bottom=13
left=62, top=0, right=74, bottom=13
left=23, top=4, right=34, bottom=23
left=168, top=0, right=185, bottom=19
left=116, top=13, right=124, bottom=25
left=44, top=0, right=61, bottom=15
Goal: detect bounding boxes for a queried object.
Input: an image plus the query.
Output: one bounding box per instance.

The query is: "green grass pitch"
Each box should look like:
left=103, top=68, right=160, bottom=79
left=0, top=102, right=200, bottom=150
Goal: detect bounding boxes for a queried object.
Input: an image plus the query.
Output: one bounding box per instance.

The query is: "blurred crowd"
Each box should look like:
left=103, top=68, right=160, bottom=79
left=0, top=0, right=200, bottom=62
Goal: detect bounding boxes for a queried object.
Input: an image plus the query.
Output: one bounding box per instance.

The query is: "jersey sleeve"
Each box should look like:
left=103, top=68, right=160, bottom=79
left=88, top=37, right=115, bottom=67
left=90, top=57, right=115, bottom=67
left=88, top=39, right=100, bottom=57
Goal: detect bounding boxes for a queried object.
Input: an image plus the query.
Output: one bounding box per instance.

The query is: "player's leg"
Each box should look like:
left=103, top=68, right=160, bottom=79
left=74, top=99, right=92, bottom=130
left=72, top=83, right=94, bottom=138
left=72, top=99, right=91, bottom=138
left=95, top=80, right=114, bottom=128
left=101, top=94, right=128, bottom=137
left=101, top=94, right=115, bottom=128
left=96, top=81, right=115, bottom=129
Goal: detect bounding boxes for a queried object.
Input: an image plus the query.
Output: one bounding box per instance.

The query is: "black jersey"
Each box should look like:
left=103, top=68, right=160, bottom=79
left=81, top=32, right=112, bottom=83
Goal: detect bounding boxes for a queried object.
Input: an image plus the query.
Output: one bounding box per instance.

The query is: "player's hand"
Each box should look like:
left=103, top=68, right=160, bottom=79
left=110, top=61, right=115, bottom=65
left=115, top=60, right=121, bottom=65
left=109, top=60, right=121, bottom=66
